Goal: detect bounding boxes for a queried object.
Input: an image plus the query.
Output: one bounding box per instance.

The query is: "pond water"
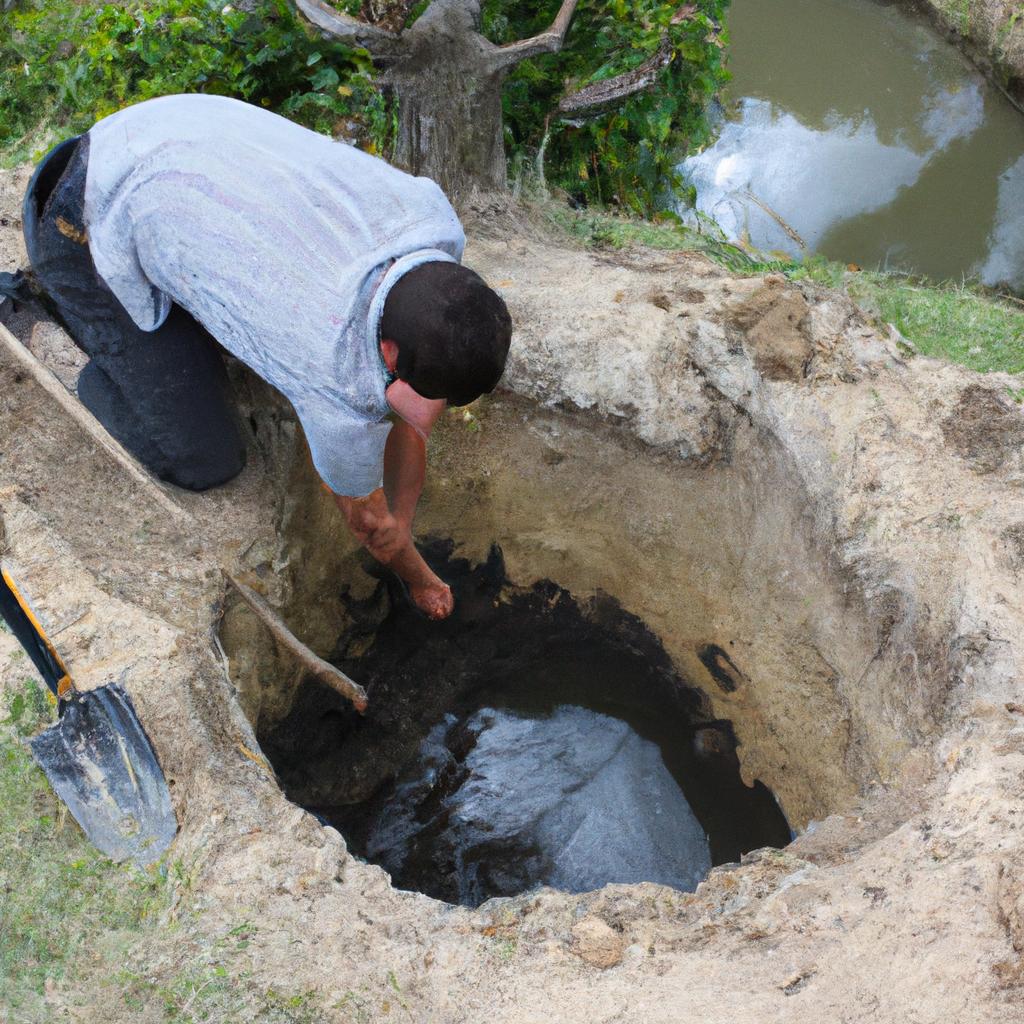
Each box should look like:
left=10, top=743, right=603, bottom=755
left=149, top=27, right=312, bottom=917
left=680, top=0, right=1024, bottom=289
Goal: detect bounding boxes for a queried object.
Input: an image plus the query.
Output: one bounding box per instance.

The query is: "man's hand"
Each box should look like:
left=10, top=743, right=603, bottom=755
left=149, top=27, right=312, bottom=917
left=330, top=410, right=454, bottom=621
left=408, top=573, right=454, bottom=620
left=332, top=485, right=454, bottom=620
left=337, top=487, right=409, bottom=563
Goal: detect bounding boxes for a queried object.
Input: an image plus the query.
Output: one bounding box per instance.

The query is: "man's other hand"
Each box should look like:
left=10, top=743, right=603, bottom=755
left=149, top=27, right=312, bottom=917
left=410, top=577, right=454, bottom=620
left=338, top=487, right=409, bottom=562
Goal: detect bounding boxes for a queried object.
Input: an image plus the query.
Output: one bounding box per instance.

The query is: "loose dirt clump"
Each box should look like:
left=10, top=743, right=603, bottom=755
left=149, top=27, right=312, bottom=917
left=727, top=275, right=813, bottom=381
left=941, top=383, right=1024, bottom=476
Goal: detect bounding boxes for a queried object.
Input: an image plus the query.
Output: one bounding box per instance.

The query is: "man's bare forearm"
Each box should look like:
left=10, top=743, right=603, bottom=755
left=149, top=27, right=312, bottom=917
left=332, top=491, right=451, bottom=618
left=329, top=411, right=453, bottom=618
left=383, top=418, right=426, bottom=529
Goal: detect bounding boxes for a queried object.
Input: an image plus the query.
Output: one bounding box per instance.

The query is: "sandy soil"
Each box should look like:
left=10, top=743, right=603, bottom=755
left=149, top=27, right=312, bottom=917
left=2, top=173, right=1024, bottom=1023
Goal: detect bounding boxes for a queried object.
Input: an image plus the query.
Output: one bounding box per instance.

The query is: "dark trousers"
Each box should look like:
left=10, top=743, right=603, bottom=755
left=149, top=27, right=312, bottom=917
left=22, top=136, right=246, bottom=491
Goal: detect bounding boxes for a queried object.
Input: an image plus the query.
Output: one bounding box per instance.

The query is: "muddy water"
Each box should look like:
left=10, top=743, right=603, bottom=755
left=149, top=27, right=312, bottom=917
left=353, top=704, right=714, bottom=906
left=334, top=649, right=791, bottom=907
left=261, top=544, right=791, bottom=908
left=681, top=0, right=1024, bottom=289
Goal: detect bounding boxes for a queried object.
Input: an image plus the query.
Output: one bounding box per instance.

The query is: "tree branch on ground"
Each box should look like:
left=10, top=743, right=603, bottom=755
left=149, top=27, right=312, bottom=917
left=224, top=572, right=369, bottom=713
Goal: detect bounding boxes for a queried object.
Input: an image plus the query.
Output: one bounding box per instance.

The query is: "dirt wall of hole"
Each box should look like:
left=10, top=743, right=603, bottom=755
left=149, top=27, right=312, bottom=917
left=223, top=393, right=947, bottom=831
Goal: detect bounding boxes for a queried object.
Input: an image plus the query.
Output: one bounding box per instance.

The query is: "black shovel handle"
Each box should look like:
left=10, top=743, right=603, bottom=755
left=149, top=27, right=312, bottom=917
left=0, top=565, right=73, bottom=699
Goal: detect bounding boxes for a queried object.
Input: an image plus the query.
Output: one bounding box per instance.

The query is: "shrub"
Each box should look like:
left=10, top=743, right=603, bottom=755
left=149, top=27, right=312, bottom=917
left=0, top=0, right=385, bottom=159
left=1, top=0, right=729, bottom=214
left=485, top=0, right=731, bottom=215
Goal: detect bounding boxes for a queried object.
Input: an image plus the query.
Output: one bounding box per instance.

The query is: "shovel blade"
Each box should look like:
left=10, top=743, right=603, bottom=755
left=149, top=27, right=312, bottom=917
left=29, top=682, right=177, bottom=867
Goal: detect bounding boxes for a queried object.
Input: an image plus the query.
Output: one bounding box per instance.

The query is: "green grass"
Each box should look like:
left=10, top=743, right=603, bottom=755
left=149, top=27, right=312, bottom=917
left=550, top=205, right=1024, bottom=377
left=0, top=679, right=168, bottom=1019
left=940, top=0, right=972, bottom=34
left=548, top=204, right=791, bottom=272
left=793, top=259, right=1024, bottom=375
left=0, top=677, right=333, bottom=1023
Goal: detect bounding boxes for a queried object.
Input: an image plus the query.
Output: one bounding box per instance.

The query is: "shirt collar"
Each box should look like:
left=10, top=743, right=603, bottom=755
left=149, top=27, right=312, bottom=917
left=366, top=247, right=459, bottom=395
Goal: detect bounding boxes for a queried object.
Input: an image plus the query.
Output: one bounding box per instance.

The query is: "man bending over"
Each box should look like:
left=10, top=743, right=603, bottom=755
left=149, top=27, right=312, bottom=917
left=21, top=94, right=513, bottom=620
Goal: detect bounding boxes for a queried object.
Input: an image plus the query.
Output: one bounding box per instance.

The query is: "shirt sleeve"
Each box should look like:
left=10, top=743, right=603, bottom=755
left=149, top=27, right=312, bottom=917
left=295, top=392, right=393, bottom=498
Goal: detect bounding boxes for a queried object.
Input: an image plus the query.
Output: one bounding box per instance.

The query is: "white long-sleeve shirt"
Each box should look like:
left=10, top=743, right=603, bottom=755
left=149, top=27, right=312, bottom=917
left=84, top=93, right=466, bottom=496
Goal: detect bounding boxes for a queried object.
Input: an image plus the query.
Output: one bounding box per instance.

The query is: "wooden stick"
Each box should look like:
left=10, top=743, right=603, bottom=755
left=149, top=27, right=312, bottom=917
left=743, top=189, right=807, bottom=251
left=0, top=322, right=193, bottom=527
left=224, top=572, right=368, bottom=713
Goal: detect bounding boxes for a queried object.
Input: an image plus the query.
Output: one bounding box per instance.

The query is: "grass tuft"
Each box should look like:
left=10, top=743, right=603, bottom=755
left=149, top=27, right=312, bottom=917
left=0, top=681, right=167, bottom=1019
left=0, top=677, right=331, bottom=1022
left=792, top=260, right=1024, bottom=375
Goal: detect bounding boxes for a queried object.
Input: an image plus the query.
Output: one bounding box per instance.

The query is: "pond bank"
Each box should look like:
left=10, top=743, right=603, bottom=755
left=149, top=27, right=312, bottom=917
left=906, top=0, right=1024, bottom=108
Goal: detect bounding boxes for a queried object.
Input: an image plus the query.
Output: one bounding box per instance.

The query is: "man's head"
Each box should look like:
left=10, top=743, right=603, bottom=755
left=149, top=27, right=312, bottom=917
left=380, top=261, right=512, bottom=407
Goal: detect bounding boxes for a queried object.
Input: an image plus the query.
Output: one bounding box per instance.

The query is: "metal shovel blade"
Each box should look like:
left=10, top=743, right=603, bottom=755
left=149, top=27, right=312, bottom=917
left=29, top=682, right=177, bottom=867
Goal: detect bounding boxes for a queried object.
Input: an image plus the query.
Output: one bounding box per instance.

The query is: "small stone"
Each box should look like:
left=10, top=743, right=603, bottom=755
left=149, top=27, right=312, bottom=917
left=570, top=917, right=624, bottom=969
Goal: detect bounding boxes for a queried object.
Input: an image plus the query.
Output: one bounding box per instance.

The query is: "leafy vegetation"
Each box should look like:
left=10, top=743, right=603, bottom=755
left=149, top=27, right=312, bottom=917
left=486, top=0, right=731, bottom=215
left=1, top=0, right=729, bottom=214
left=0, top=0, right=385, bottom=164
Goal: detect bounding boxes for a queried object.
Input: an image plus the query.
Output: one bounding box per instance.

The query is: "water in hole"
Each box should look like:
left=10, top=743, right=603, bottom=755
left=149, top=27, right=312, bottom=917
left=262, top=544, right=791, bottom=908
left=356, top=705, right=712, bottom=907
left=680, top=0, right=1024, bottom=289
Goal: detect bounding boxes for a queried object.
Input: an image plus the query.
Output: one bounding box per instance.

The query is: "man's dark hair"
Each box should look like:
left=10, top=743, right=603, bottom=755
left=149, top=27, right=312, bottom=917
left=380, top=261, right=512, bottom=407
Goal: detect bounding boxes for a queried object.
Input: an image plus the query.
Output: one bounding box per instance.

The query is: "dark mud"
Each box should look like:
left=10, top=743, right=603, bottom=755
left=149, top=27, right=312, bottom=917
left=259, top=541, right=791, bottom=906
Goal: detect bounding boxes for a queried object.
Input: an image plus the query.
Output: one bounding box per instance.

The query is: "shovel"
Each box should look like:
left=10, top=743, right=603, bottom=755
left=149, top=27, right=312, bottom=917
left=0, top=565, right=177, bottom=867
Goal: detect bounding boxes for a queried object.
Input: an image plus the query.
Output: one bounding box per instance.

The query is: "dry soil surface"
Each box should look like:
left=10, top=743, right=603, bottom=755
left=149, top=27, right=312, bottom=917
left=2, top=177, right=1024, bottom=1023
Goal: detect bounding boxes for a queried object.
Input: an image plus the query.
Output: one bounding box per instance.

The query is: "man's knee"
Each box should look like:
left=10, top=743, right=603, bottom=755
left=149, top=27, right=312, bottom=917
left=140, top=411, right=248, bottom=491
left=78, top=359, right=247, bottom=492
left=162, top=439, right=247, bottom=491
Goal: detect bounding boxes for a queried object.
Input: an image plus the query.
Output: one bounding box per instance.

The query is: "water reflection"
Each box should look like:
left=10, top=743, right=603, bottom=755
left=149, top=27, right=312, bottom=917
left=981, top=155, right=1024, bottom=287
left=680, top=0, right=1024, bottom=289
left=686, top=99, right=930, bottom=252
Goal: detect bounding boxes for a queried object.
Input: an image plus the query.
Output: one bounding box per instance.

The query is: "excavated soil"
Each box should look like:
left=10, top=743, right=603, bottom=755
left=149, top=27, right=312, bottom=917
left=2, top=178, right=1024, bottom=1021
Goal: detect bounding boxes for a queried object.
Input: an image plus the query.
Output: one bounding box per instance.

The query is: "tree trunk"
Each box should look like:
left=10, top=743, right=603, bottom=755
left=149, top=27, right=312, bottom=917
left=382, top=0, right=508, bottom=195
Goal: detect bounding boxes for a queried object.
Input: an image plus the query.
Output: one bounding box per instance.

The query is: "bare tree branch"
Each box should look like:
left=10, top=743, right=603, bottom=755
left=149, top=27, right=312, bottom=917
left=224, top=572, right=369, bottom=713
left=294, top=0, right=405, bottom=56
left=557, top=4, right=699, bottom=116
left=557, top=40, right=673, bottom=114
left=490, top=0, right=580, bottom=68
